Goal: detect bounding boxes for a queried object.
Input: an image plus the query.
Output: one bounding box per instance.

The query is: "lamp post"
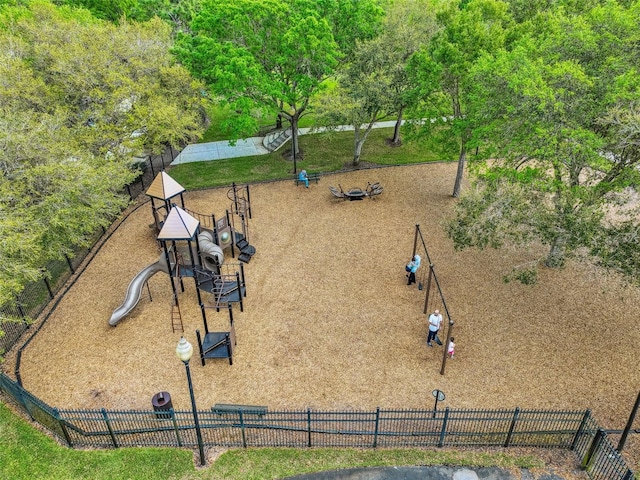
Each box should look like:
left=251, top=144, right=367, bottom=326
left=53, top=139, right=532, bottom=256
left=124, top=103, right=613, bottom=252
left=176, top=336, right=206, bottom=466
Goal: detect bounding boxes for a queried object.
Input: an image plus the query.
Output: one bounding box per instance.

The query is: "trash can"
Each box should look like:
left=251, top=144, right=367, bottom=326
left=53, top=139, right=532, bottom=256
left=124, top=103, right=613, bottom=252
left=151, top=391, right=173, bottom=419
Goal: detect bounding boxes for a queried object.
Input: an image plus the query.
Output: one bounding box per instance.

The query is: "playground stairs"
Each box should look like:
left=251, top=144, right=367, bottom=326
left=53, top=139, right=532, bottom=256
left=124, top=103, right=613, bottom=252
left=235, top=236, right=256, bottom=263
left=195, top=267, right=246, bottom=310
left=262, top=128, right=295, bottom=152
left=214, top=278, right=246, bottom=304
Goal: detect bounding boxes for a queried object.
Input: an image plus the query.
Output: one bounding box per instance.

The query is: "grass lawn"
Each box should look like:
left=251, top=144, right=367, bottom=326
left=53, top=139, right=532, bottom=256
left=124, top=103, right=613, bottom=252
left=170, top=127, right=458, bottom=190
left=2, top=400, right=552, bottom=480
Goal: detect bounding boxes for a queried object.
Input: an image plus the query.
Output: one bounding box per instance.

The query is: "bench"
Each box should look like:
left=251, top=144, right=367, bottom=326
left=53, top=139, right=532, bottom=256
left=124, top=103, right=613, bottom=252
left=211, top=403, right=268, bottom=415
left=294, top=172, right=321, bottom=186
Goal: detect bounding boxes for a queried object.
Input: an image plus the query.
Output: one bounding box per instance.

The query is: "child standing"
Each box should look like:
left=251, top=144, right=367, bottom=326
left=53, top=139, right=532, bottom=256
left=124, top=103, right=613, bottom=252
left=448, top=337, right=455, bottom=359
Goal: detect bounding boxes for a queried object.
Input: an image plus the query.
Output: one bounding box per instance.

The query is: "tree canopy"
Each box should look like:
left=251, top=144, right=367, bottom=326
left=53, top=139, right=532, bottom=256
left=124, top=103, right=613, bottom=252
left=174, top=0, right=384, bottom=169
left=447, top=0, right=640, bottom=282
left=0, top=0, right=206, bottom=309
left=408, top=0, right=512, bottom=197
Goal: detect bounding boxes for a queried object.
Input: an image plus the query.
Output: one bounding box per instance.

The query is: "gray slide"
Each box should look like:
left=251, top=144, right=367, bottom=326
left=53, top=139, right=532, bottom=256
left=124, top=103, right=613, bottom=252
left=109, top=258, right=168, bottom=326
left=109, top=233, right=224, bottom=326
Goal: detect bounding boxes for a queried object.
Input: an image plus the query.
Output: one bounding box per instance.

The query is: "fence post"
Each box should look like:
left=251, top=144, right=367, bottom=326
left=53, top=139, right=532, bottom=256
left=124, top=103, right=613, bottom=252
left=239, top=410, right=247, bottom=448
left=43, top=277, right=54, bottom=300
left=101, top=408, right=119, bottom=448
left=148, top=155, right=155, bottom=177
left=170, top=409, right=182, bottom=447
left=64, top=254, right=75, bottom=274
left=438, top=407, right=449, bottom=447
left=18, top=383, right=35, bottom=420
left=53, top=408, right=73, bottom=447
left=571, top=409, right=591, bottom=451
left=618, top=390, right=640, bottom=452
left=581, top=428, right=604, bottom=472
left=15, top=295, right=28, bottom=325
left=504, top=407, right=520, bottom=447
left=373, top=407, right=380, bottom=448
left=306, top=409, right=313, bottom=447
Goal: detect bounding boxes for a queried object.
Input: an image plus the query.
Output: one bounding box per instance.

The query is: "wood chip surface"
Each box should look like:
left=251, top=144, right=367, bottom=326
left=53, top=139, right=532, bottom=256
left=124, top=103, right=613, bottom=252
left=8, top=163, right=640, bottom=467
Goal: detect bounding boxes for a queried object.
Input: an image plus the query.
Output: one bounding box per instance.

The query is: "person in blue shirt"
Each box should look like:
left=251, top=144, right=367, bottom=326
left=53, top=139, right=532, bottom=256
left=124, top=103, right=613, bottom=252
left=298, top=169, right=309, bottom=188
left=406, top=254, right=421, bottom=285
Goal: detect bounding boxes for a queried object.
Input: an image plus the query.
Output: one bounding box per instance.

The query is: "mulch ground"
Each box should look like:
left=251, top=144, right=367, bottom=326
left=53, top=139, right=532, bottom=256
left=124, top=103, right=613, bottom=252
left=5, top=162, right=640, bottom=468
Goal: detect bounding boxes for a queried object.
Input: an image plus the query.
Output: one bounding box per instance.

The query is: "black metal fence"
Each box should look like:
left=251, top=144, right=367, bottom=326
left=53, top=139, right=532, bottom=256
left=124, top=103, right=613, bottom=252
left=0, top=150, right=175, bottom=356
left=0, top=373, right=634, bottom=479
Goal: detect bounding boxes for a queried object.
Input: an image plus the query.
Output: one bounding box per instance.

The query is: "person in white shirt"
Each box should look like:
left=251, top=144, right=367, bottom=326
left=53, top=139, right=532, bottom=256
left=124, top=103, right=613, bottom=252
left=448, top=337, right=455, bottom=358
left=427, top=309, right=442, bottom=347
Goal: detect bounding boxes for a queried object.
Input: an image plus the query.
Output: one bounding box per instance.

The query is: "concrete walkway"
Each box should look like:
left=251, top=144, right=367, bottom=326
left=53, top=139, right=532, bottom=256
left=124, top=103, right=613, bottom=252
left=283, top=466, right=569, bottom=480
left=170, top=121, right=399, bottom=165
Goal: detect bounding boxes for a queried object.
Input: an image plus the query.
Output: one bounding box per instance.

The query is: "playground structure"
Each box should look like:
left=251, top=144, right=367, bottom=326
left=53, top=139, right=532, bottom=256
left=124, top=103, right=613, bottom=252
left=110, top=173, right=255, bottom=365
left=329, top=182, right=384, bottom=200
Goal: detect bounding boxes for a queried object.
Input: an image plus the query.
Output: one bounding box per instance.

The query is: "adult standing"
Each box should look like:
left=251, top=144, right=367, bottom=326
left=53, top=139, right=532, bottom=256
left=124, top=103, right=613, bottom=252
left=427, top=309, right=442, bottom=347
left=406, top=254, right=421, bottom=285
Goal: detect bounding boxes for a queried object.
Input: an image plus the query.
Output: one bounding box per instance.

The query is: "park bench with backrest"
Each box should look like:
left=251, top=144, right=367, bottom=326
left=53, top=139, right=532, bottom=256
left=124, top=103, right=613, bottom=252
left=211, top=403, right=268, bottom=415
left=294, top=172, right=321, bottom=186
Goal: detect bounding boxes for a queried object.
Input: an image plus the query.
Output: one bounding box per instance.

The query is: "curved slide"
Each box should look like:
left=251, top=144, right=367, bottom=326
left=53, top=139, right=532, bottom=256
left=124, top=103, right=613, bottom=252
left=109, top=235, right=224, bottom=326
left=109, top=258, right=168, bottom=326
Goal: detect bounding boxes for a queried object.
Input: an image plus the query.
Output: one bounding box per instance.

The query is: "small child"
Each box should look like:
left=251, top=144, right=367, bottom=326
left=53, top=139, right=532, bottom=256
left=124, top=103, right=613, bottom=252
left=448, top=337, right=455, bottom=359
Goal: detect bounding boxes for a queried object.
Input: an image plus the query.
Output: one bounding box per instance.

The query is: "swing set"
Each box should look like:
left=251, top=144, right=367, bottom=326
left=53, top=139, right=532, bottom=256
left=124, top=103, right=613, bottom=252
left=410, top=224, right=456, bottom=376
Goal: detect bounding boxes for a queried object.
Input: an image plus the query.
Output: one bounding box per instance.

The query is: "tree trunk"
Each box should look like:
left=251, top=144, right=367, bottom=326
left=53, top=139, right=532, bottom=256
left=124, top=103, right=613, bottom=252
left=545, top=239, right=566, bottom=268
left=450, top=82, right=465, bottom=198
left=392, top=107, right=404, bottom=145
left=353, top=127, right=364, bottom=166
left=352, top=120, right=377, bottom=166
left=452, top=142, right=466, bottom=197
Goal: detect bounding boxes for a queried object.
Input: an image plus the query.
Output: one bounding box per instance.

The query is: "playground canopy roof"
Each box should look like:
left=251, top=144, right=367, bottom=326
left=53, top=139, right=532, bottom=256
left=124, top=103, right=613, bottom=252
left=146, top=172, right=185, bottom=201
left=157, top=205, right=200, bottom=241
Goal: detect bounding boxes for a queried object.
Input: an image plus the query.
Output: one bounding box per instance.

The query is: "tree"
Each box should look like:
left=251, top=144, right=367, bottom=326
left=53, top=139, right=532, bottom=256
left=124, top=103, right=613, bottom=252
left=0, top=1, right=206, bottom=312
left=313, top=1, right=439, bottom=165
left=408, top=0, right=511, bottom=197
left=315, top=45, right=392, bottom=167
left=175, top=0, right=383, bottom=170
left=447, top=2, right=640, bottom=281
left=376, top=0, right=440, bottom=145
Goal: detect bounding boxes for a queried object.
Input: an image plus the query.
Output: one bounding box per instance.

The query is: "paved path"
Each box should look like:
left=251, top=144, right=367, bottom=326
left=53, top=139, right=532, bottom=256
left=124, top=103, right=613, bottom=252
left=283, top=465, right=568, bottom=480
left=170, top=121, right=399, bottom=165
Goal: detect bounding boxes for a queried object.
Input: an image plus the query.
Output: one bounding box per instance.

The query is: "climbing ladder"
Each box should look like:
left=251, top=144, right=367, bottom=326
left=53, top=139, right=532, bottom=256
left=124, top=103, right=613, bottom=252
left=170, top=295, right=184, bottom=333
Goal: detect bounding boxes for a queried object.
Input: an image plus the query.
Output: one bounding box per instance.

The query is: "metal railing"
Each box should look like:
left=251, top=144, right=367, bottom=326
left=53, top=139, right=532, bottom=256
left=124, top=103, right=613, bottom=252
left=0, top=373, right=634, bottom=479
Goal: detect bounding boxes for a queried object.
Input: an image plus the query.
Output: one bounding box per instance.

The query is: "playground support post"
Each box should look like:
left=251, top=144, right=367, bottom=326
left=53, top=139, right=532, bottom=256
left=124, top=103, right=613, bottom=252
left=440, top=320, right=454, bottom=375
left=412, top=224, right=419, bottom=259
left=423, top=265, right=433, bottom=314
